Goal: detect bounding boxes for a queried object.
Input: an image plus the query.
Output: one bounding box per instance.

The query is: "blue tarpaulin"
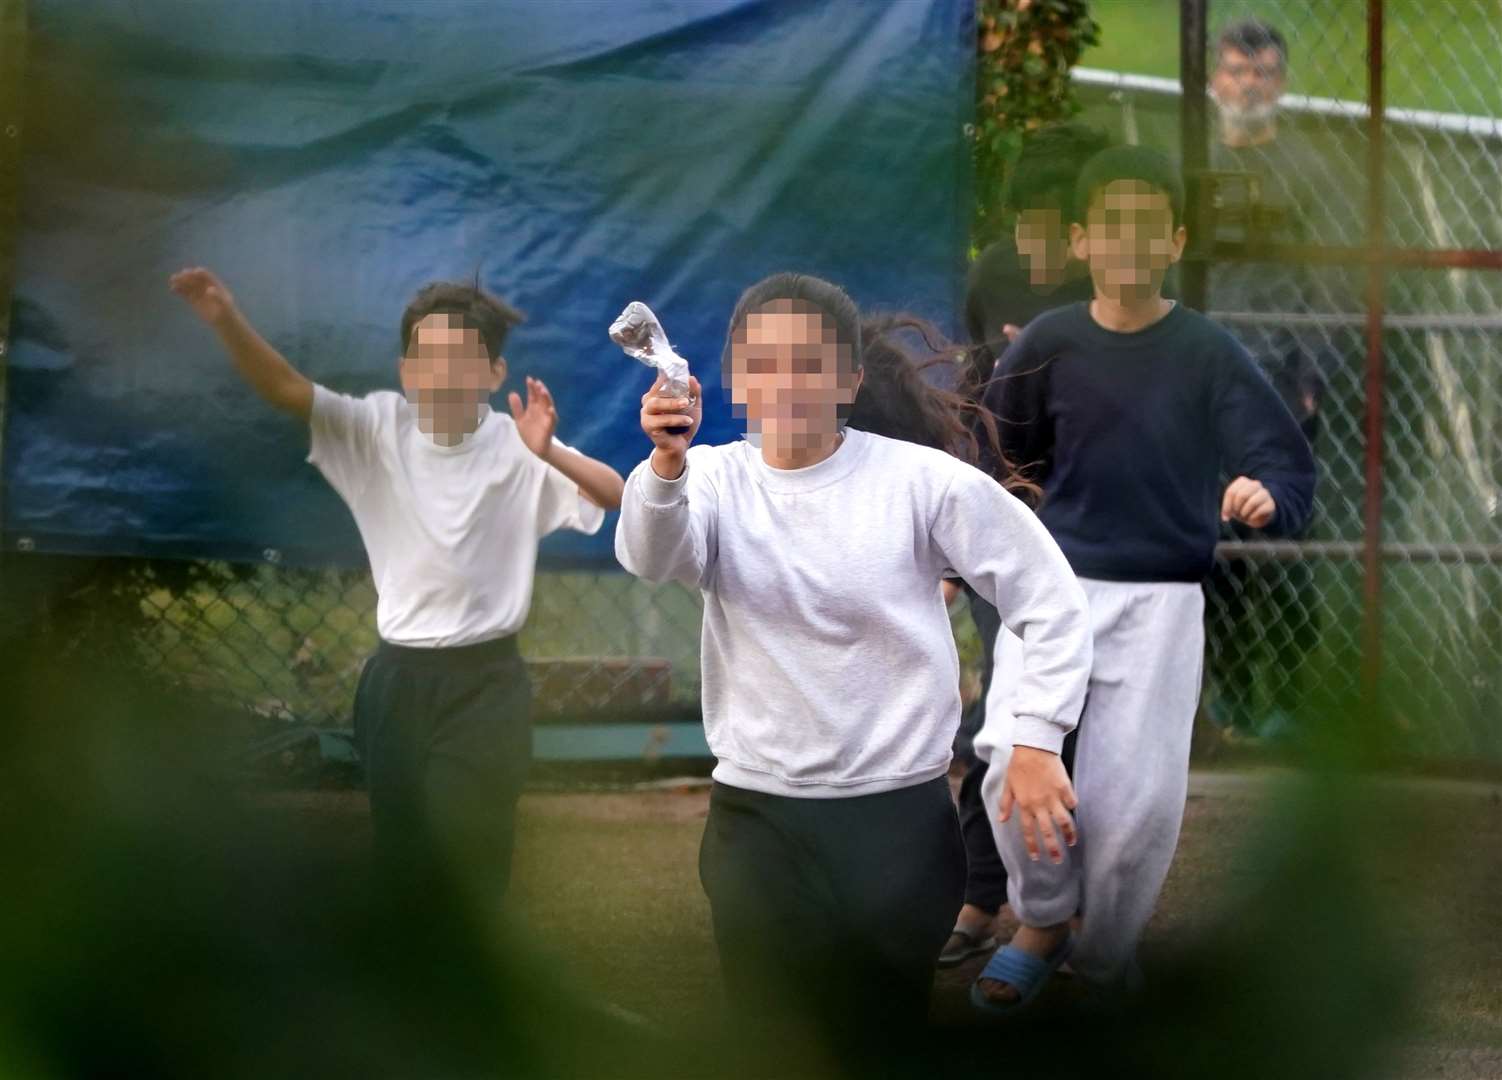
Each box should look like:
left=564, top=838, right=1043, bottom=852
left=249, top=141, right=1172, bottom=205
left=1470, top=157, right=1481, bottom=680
left=2, top=0, right=973, bottom=566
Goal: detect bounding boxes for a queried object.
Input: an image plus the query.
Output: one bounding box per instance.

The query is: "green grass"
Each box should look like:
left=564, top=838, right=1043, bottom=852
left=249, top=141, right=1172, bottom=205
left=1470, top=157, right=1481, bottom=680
left=1083, top=0, right=1502, bottom=118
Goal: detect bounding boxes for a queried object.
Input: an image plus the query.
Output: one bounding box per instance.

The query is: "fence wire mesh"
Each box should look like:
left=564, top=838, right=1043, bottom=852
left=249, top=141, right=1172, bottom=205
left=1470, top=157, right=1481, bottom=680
left=118, top=561, right=707, bottom=729
left=6, top=1, right=1500, bottom=765
left=1079, top=0, right=1501, bottom=757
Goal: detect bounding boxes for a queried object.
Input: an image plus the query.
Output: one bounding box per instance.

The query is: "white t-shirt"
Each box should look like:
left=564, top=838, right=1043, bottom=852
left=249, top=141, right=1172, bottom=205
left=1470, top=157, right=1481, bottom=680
left=307, top=385, right=605, bottom=647
left=614, top=428, right=1092, bottom=798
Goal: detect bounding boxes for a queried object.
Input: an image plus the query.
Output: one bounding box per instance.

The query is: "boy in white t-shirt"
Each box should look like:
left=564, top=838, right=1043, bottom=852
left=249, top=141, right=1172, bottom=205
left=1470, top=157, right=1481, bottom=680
left=170, top=268, right=623, bottom=899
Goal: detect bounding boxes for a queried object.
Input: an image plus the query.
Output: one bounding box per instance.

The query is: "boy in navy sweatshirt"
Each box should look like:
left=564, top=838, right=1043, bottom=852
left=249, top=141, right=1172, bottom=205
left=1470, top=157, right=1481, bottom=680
left=970, top=146, right=1315, bottom=1011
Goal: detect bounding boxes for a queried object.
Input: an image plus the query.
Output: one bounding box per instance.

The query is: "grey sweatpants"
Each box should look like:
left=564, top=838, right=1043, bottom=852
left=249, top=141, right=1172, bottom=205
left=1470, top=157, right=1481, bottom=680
left=976, top=578, right=1205, bottom=986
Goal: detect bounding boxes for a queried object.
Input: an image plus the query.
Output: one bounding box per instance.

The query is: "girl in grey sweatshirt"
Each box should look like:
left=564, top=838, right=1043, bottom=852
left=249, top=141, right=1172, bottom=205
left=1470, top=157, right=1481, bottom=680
left=613, top=273, right=1091, bottom=1059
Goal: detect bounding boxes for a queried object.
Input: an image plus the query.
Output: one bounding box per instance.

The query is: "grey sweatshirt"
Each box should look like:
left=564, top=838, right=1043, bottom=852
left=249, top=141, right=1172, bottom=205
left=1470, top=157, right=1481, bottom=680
left=614, top=429, right=1092, bottom=798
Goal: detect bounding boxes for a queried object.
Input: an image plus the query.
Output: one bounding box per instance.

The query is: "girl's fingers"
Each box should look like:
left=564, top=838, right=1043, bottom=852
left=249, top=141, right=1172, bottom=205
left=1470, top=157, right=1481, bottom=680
left=1034, top=813, right=1062, bottom=863
left=643, top=401, right=691, bottom=420
left=998, top=785, right=1015, bottom=824
left=645, top=411, right=690, bottom=429
left=1053, top=805, right=1078, bottom=847
left=1022, top=814, right=1041, bottom=862
left=643, top=396, right=692, bottom=415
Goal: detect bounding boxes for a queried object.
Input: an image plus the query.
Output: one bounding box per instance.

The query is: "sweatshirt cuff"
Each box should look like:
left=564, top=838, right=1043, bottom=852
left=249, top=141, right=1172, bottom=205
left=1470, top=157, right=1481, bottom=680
left=1259, top=480, right=1298, bottom=538
left=637, top=458, right=688, bottom=506
left=1011, top=716, right=1067, bottom=755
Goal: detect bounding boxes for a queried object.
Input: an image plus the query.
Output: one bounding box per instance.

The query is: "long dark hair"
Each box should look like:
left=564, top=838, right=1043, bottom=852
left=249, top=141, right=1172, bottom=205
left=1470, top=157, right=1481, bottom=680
left=723, top=272, right=1037, bottom=502
left=848, top=313, right=1040, bottom=504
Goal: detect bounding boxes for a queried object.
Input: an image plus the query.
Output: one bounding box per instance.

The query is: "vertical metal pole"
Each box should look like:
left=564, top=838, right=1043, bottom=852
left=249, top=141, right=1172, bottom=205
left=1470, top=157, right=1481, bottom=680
left=1179, top=0, right=1209, bottom=311
left=1360, top=0, right=1388, bottom=712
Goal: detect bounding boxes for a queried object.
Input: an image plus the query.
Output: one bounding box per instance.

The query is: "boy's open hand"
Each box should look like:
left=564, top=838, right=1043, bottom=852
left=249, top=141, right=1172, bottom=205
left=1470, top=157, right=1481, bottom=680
left=169, top=267, right=236, bottom=326
left=641, top=373, right=702, bottom=479
left=509, top=376, right=558, bottom=460
left=1222, top=475, right=1276, bottom=529
left=1000, top=746, right=1078, bottom=864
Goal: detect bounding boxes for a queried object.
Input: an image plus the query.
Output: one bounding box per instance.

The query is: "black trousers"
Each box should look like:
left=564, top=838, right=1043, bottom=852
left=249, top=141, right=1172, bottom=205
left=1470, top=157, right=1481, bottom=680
left=1206, top=555, right=1320, bottom=729
left=955, top=589, right=1010, bottom=914
left=955, top=588, right=1078, bottom=916
left=352, top=635, right=532, bottom=901
left=698, top=776, right=965, bottom=1060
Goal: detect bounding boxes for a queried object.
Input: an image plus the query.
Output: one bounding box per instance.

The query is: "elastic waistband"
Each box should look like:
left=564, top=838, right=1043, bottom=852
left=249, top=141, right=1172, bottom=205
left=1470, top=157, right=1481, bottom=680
left=1066, top=565, right=1207, bottom=585
left=375, top=634, right=520, bottom=667
left=710, top=761, right=951, bottom=801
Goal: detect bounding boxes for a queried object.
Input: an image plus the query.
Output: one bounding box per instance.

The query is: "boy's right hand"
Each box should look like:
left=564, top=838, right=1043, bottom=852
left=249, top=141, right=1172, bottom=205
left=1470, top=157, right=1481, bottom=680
left=641, top=373, right=702, bottom=480
left=1000, top=745, right=1079, bottom=864
left=169, top=267, right=237, bottom=327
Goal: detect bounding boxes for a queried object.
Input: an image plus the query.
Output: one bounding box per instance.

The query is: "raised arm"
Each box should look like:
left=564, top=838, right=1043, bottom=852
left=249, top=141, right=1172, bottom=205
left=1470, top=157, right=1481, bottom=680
left=614, top=373, right=716, bottom=588
left=507, top=375, right=625, bottom=510
left=168, top=268, right=313, bottom=421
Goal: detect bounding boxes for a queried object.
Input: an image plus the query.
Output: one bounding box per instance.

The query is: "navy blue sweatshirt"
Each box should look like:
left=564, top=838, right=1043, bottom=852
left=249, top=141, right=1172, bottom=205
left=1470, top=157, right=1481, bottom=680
left=981, top=301, right=1315, bottom=583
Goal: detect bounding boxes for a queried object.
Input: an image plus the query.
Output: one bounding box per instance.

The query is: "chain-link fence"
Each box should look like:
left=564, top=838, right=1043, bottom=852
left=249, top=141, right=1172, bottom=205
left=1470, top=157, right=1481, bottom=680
left=10, top=553, right=985, bottom=743
left=1077, top=0, right=1501, bottom=758
left=119, top=560, right=706, bottom=727
left=5, top=1, right=1499, bottom=766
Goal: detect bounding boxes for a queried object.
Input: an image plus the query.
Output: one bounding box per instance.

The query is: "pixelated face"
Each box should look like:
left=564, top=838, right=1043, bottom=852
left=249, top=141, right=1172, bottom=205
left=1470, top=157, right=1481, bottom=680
left=400, top=313, right=503, bottom=438
left=1015, top=206, right=1071, bottom=286
left=1211, top=46, right=1285, bottom=119
left=728, top=300, right=861, bottom=450
left=1072, top=180, right=1186, bottom=304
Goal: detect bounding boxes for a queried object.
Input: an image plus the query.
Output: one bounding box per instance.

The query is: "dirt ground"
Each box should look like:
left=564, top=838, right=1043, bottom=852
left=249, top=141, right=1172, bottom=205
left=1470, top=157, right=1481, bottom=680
left=263, top=768, right=1502, bottom=1079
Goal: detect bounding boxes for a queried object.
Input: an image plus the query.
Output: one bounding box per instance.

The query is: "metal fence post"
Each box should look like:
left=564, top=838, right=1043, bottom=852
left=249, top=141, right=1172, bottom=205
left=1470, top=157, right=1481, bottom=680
left=1361, top=0, right=1387, bottom=714
left=1179, top=0, right=1210, bottom=313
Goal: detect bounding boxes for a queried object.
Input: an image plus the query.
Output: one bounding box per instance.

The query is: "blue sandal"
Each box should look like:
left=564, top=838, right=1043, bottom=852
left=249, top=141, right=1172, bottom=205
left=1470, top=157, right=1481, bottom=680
left=968, top=934, right=1074, bottom=1016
